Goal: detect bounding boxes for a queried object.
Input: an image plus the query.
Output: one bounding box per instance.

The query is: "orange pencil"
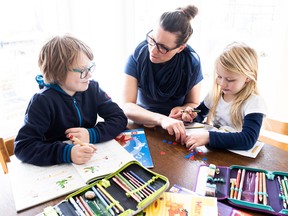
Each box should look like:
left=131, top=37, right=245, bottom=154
left=259, top=172, right=263, bottom=202
left=234, top=169, right=242, bottom=199
left=69, top=134, right=88, bottom=146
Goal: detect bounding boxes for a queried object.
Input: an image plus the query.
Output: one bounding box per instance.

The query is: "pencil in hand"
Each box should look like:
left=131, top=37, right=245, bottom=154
left=69, top=134, right=88, bottom=146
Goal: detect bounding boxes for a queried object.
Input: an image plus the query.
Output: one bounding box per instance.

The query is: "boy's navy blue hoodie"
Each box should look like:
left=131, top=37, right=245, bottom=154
left=14, top=75, right=127, bottom=166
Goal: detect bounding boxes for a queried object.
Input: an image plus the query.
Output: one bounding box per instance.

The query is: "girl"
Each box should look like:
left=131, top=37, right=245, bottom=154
left=185, top=42, right=267, bottom=150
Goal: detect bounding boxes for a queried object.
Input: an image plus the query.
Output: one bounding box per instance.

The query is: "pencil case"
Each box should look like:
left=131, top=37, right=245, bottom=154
left=193, top=164, right=288, bottom=215
left=45, top=160, right=169, bottom=216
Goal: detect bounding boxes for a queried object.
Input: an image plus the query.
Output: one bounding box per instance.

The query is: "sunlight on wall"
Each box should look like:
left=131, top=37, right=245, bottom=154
left=1, top=0, right=288, bottom=137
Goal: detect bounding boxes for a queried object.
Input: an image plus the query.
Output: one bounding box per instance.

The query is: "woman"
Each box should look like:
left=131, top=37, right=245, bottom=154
left=123, top=5, right=203, bottom=144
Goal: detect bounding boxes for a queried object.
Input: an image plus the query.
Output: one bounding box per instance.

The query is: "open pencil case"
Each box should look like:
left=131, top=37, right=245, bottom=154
left=46, top=160, right=169, bottom=216
left=193, top=164, right=288, bottom=215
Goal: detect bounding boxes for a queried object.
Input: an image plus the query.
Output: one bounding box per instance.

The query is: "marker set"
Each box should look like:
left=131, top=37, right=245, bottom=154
left=194, top=164, right=288, bottom=215
left=44, top=161, right=169, bottom=216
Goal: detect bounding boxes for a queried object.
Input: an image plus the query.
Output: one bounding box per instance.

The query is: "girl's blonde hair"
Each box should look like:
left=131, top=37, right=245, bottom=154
left=207, top=42, right=259, bottom=130
left=38, top=35, right=94, bottom=84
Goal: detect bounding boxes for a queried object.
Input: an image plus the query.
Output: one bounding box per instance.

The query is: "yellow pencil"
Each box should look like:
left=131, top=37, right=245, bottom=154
left=96, top=183, right=124, bottom=212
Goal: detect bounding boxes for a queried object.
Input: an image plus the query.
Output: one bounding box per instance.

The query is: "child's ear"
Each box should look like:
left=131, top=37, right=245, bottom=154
left=245, top=77, right=251, bottom=82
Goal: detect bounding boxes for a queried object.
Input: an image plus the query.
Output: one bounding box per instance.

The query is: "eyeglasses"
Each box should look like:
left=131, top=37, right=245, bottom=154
left=71, top=62, right=95, bottom=79
left=146, top=30, right=180, bottom=54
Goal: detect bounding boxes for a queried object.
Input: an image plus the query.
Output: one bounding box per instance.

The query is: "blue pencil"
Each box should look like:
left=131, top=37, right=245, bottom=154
left=91, top=186, right=115, bottom=216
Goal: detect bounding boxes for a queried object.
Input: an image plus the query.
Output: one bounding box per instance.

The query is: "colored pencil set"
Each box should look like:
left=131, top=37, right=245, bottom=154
left=66, top=162, right=169, bottom=216
left=229, top=169, right=268, bottom=205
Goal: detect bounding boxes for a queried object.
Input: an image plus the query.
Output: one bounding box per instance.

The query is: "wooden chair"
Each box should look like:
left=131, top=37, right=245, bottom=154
left=0, top=137, right=15, bottom=174
left=259, top=118, right=288, bottom=151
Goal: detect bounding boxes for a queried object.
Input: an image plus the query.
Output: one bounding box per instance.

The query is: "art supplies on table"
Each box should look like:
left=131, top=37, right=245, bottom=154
left=193, top=164, right=288, bottom=215
left=115, top=128, right=154, bottom=168
left=185, top=123, right=264, bottom=158
left=37, top=161, right=169, bottom=216
left=8, top=139, right=135, bottom=212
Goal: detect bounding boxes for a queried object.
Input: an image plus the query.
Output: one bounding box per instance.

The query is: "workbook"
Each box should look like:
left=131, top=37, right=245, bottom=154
left=143, top=191, right=218, bottom=216
left=116, top=128, right=154, bottom=168
left=185, top=123, right=264, bottom=158
left=8, top=139, right=135, bottom=212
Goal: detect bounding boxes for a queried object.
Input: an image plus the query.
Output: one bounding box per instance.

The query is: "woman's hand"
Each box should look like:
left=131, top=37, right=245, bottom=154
left=181, top=107, right=198, bottom=122
left=160, top=116, right=186, bottom=144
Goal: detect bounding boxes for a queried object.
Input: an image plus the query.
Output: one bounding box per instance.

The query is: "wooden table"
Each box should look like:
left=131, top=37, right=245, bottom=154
left=1, top=124, right=287, bottom=216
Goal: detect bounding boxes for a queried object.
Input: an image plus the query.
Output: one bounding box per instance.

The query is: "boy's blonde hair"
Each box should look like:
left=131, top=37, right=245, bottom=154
left=207, top=42, right=259, bottom=130
left=38, top=35, right=94, bottom=84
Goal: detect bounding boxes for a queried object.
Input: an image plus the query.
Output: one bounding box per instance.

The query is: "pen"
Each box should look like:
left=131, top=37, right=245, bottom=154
left=181, top=109, right=201, bottom=113
left=69, top=134, right=88, bottom=146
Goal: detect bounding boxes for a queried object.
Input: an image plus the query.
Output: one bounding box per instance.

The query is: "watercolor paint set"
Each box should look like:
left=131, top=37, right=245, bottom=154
left=41, top=161, right=169, bottom=216
left=194, top=164, right=288, bottom=215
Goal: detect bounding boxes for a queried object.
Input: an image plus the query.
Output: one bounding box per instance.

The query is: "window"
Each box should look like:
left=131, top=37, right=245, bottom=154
left=1, top=0, right=287, bottom=137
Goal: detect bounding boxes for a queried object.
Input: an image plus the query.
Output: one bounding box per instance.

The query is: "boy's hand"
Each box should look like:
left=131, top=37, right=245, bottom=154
left=70, top=144, right=96, bottom=164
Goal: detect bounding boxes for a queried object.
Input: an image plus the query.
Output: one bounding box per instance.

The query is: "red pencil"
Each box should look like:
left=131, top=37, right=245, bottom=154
left=234, top=169, right=241, bottom=199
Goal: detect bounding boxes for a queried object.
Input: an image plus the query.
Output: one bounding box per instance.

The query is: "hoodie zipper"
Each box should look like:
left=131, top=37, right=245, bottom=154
left=73, top=97, right=82, bottom=126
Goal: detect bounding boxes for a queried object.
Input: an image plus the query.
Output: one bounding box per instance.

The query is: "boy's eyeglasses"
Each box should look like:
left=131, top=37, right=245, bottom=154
left=71, top=62, right=95, bottom=79
left=146, top=30, right=180, bottom=54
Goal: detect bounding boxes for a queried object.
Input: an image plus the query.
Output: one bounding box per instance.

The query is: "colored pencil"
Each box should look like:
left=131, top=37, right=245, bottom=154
left=259, top=171, right=263, bottom=202
left=262, top=172, right=267, bottom=205
left=96, top=183, right=124, bottom=212
left=69, top=134, right=88, bottom=146
left=237, top=169, right=246, bottom=200
left=254, top=172, right=259, bottom=204
left=234, top=169, right=241, bottom=199
left=69, top=197, right=86, bottom=216
left=112, top=177, right=141, bottom=203
left=91, top=186, right=115, bottom=216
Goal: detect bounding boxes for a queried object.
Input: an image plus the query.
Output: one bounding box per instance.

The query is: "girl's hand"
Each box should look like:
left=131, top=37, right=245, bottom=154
left=185, top=131, right=209, bottom=151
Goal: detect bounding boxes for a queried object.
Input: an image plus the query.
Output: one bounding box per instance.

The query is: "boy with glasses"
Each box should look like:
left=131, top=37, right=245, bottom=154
left=14, top=35, right=127, bottom=166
